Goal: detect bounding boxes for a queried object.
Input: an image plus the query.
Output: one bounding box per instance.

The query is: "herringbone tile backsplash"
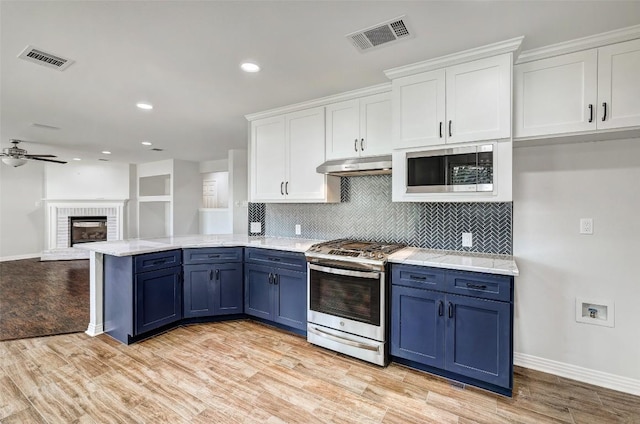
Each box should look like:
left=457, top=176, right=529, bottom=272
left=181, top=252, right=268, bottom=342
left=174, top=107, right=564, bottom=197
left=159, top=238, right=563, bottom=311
left=248, top=175, right=512, bottom=255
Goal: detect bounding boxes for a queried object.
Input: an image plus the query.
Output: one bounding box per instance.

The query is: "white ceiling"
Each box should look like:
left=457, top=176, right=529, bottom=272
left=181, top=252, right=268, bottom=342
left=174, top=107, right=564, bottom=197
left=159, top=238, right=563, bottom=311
left=1, top=1, right=639, bottom=165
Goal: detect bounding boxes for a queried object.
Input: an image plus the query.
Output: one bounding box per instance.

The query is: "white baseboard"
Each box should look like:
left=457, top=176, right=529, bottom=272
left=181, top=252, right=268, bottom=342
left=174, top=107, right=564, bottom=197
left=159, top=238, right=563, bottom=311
left=0, top=253, right=41, bottom=262
left=514, top=352, right=640, bottom=396
left=85, top=323, right=104, bottom=337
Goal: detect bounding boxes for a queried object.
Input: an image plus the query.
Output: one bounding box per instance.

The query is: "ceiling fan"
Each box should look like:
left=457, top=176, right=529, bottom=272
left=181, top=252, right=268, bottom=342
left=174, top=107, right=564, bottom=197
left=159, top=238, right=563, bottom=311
left=1, top=139, right=67, bottom=167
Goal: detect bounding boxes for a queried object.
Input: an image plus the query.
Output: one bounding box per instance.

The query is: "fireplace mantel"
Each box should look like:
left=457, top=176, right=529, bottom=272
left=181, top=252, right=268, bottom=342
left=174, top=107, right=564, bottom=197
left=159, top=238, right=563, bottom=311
left=43, top=199, right=128, bottom=260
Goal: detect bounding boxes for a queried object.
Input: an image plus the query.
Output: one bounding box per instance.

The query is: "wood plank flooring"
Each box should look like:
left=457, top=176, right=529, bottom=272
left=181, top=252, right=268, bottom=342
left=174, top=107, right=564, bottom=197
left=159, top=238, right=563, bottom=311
left=1, top=320, right=638, bottom=423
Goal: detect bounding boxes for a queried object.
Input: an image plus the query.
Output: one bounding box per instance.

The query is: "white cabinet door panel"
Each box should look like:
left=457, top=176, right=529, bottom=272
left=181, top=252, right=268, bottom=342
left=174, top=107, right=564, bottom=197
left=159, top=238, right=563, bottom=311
left=446, top=55, right=511, bottom=143
left=286, top=107, right=327, bottom=201
left=325, top=99, right=359, bottom=160
left=359, top=92, right=392, bottom=157
left=598, top=38, right=640, bottom=130
left=251, top=116, right=286, bottom=202
left=514, top=50, right=598, bottom=137
left=393, top=69, right=446, bottom=149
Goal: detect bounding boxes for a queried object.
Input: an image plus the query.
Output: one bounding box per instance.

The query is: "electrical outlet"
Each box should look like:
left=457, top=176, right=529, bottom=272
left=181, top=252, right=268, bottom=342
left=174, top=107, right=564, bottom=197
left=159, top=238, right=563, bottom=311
left=580, top=218, right=593, bottom=235
left=295, top=224, right=301, bottom=235
left=462, top=232, right=473, bottom=247
left=250, top=222, right=262, bottom=234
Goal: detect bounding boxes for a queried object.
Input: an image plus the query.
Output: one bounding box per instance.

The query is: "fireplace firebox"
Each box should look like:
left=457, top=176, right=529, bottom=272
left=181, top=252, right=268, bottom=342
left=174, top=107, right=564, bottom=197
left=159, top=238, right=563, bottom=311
left=69, top=216, right=108, bottom=246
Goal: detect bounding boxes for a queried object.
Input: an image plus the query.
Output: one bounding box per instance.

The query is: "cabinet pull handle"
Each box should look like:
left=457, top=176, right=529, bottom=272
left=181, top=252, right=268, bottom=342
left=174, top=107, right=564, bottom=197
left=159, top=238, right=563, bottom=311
left=438, top=301, right=444, bottom=317
left=354, top=139, right=358, bottom=152
left=274, top=274, right=279, bottom=285
left=280, top=181, right=284, bottom=195
left=268, top=273, right=273, bottom=284
left=268, top=257, right=281, bottom=262
left=410, top=275, right=427, bottom=281
left=448, top=120, right=452, bottom=137
left=285, top=181, right=289, bottom=195
left=360, top=138, right=364, bottom=151
left=439, top=122, right=443, bottom=138
left=602, top=102, right=607, bottom=121
left=588, top=104, right=593, bottom=123
left=448, top=302, right=453, bottom=319
left=208, top=254, right=220, bottom=258
left=466, top=283, right=488, bottom=290
left=209, top=269, right=213, bottom=280
left=215, top=269, right=220, bottom=280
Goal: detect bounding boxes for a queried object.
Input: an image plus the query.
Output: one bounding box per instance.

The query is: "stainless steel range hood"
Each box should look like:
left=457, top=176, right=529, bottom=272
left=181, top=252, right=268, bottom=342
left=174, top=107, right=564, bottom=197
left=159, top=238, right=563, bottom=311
left=316, top=155, right=392, bottom=176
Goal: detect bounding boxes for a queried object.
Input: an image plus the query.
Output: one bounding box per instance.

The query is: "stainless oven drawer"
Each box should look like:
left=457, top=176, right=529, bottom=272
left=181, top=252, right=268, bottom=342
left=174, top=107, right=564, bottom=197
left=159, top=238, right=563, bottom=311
left=307, top=324, right=387, bottom=366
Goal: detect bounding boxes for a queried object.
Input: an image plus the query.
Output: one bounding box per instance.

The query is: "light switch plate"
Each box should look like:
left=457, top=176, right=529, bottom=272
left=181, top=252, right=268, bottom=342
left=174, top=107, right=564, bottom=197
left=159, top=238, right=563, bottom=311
left=295, top=224, right=301, bottom=235
left=462, top=232, right=473, bottom=247
left=580, top=218, right=593, bottom=235
left=250, top=222, right=262, bottom=234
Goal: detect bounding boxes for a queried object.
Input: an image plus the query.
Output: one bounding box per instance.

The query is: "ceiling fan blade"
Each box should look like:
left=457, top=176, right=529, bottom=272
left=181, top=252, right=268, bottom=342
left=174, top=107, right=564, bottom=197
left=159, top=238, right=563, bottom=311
left=25, top=154, right=58, bottom=158
left=28, top=157, right=67, bottom=164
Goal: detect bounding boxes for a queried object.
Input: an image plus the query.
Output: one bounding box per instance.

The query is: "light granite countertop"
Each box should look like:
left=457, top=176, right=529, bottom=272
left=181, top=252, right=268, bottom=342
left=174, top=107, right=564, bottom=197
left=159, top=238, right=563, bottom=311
left=77, top=235, right=518, bottom=276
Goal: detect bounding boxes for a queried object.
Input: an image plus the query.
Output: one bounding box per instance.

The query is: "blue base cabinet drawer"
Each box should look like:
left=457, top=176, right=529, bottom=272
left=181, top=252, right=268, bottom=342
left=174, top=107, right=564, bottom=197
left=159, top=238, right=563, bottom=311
left=245, top=248, right=307, bottom=272
left=390, top=263, right=514, bottom=396
left=183, top=247, right=243, bottom=265
left=134, top=250, right=182, bottom=273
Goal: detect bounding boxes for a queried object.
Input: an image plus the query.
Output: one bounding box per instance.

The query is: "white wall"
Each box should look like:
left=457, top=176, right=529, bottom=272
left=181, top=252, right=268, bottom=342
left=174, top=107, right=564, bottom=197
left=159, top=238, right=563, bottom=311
left=200, top=159, right=228, bottom=173
left=172, top=159, right=201, bottom=236
left=229, top=149, right=248, bottom=235
left=45, top=162, right=130, bottom=199
left=513, top=137, right=640, bottom=386
left=0, top=162, right=45, bottom=259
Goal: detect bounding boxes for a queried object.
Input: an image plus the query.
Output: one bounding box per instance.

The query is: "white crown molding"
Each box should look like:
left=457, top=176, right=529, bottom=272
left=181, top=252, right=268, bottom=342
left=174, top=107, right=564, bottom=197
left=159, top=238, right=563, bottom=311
left=383, top=36, right=524, bottom=80
left=245, top=82, right=391, bottom=121
left=514, top=352, right=640, bottom=396
left=516, top=24, right=640, bottom=64
left=0, top=253, right=41, bottom=262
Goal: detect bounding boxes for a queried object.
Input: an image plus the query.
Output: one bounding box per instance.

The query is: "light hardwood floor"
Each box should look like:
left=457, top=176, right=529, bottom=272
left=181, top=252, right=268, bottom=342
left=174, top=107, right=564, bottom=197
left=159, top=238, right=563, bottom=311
left=0, top=320, right=638, bottom=423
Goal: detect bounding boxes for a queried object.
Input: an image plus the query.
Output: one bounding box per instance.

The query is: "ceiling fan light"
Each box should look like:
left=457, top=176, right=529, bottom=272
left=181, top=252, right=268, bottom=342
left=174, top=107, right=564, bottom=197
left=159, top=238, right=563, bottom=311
left=2, top=157, right=28, bottom=167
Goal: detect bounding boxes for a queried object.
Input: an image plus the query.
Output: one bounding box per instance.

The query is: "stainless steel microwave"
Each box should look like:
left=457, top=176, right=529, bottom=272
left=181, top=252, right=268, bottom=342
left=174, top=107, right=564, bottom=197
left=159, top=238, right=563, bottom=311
left=406, top=144, right=494, bottom=193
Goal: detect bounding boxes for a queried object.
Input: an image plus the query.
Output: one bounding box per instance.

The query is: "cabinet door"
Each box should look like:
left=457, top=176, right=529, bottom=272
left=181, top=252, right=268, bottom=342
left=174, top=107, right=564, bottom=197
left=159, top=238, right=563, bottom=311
left=250, top=115, right=286, bottom=202
left=244, top=264, right=273, bottom=320
left=598, top=38, right=640, bottom=130
left=273, top=268, right=307, bottom=331
left=286, top=107, right=328, bottom=201
left=392, top=69, right=446, bottom=149
left=134, top=266, right=182, bottom=335
left=214, top=263, right=243, bottom=315
left=359, top=92, right=392, bottom=157
left=183, top=264, right=214, bottom=318
left=445, top=294, right=511, bottom=389
left=326, top=99, right=360, bottom=160
left=390, top=285, right=445, bottom=368
left=446, top=54, right=512, bottom=143
left=514, top=50, right=598, bottom=138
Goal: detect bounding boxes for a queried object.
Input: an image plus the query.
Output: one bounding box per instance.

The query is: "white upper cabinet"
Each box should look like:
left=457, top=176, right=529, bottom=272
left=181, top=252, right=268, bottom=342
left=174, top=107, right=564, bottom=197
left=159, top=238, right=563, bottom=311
left=446, top=54, right=512, bottom=143
left=250, top=107, right=339, bottom=203
left=515, top=38, right=640, bottom=138
left=514, top=50, right=598, bottom=137
left=325, top=92, right=392, bottom=160
left=392, top=69, right=445, bottom=149
left=598, top=38, right=640, bottom=130
left=392, top=54, right=512, bottom=149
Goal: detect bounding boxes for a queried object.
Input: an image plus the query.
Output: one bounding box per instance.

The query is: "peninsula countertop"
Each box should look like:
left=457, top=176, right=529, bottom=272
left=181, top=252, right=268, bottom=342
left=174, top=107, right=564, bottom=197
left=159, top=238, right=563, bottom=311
left=77, top=235, right=519, bottom=276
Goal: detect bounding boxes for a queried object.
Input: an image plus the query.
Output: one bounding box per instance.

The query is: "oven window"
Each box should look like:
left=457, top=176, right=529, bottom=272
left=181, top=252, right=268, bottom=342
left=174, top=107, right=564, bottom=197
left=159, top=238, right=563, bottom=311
left=309, top=270, right=380, bottom=326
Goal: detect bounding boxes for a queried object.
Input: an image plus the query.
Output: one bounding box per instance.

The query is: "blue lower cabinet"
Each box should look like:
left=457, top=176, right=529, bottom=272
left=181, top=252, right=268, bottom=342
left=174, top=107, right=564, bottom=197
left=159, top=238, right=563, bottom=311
left=183, top=263, right=243, bottom=318
left=390, top=263, right=514, bottom=396
left=244, top=251, right=307, bottom=332
left=390, top=285, right=445, bottom=368
left=135, top=266, right=183, bottom=335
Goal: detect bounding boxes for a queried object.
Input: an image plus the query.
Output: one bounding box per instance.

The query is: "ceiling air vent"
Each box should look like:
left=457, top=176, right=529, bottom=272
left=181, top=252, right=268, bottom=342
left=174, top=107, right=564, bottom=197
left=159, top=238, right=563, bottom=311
left=150, top=148, right=164, bottom=152
left=346, top=16, right=414, bottom=53
left=17, top=45, right=74, bottom=71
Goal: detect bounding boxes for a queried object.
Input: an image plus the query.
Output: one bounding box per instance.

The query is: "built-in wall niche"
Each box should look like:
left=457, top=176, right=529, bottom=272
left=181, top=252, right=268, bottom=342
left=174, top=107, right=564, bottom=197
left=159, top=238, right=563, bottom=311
left=202, top=172, right=228, bottom=209
left=139, top=174, right=171, bottom=197
left=138, top=201, right=171, bottom=238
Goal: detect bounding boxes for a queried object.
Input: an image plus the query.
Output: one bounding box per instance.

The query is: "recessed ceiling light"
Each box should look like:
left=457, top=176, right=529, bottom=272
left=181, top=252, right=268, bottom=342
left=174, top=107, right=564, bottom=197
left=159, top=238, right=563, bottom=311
left=73, top=158, right=81, bottom=161
left=141, top=141, right=152, bottom=146
left=240, top=62, right=260, bottom=73
left=136, top=102, right=153, bottom=110
left=101, top=150, right=111, bottom=155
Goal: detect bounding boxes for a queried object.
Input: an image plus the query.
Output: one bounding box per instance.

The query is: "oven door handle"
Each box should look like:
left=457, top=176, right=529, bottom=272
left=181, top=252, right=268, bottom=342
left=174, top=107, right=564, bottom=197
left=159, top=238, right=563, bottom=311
left=308, top=326, right=380, bottom=352
left=308, top=263, right=380, bottom=279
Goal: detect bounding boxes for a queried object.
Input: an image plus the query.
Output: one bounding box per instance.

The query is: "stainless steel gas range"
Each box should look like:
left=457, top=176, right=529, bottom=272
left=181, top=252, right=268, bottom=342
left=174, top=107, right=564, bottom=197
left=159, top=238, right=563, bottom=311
left=305, top=239, right=406, bottom=366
